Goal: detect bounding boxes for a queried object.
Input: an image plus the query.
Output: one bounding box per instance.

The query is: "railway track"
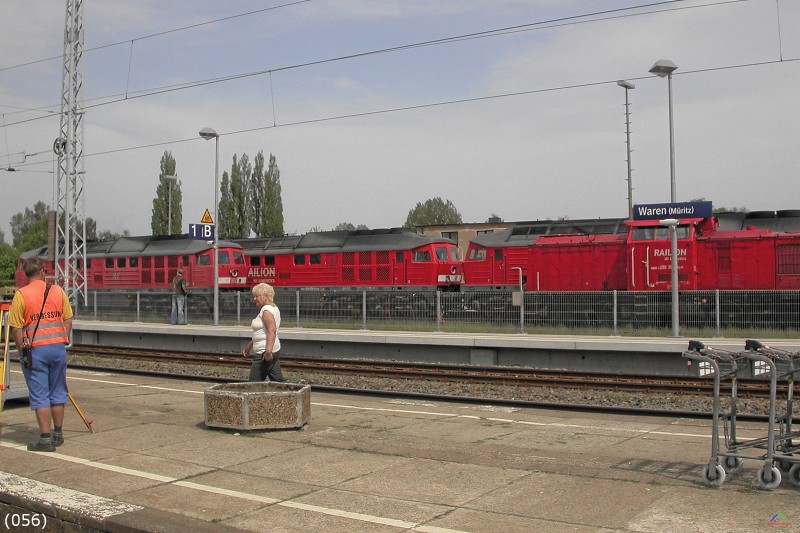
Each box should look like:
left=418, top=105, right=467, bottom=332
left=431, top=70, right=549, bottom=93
left=67, top=345, right=790, bottom=398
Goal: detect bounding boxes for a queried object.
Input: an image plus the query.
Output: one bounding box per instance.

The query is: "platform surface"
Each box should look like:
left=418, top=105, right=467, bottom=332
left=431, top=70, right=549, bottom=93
left=0, top=366, right=798, bottom=532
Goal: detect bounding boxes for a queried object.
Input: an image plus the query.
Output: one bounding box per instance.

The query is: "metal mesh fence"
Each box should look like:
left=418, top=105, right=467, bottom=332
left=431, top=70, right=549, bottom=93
left=73, top=289, right=800, bottom=337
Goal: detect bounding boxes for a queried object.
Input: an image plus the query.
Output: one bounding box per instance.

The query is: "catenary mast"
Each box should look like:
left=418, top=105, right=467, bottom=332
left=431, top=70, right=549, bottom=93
left=55, top=0, right=87, bottom=308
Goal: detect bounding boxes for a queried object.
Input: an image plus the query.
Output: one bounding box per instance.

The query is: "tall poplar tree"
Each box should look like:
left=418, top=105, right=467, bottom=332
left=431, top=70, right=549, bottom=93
left=150, top=151, right=181, bottom=236
left=250, top=151, right=284, bottom=237
left=218, top=154, right=252, bottom=238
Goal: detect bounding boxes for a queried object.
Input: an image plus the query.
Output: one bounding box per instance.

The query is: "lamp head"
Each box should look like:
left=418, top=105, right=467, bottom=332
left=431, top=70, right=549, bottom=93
left=617, top=80, right=635, bottom=90
left=649, top=59, right=678, bottom=78
left=199, top=127, right=218, bottom=140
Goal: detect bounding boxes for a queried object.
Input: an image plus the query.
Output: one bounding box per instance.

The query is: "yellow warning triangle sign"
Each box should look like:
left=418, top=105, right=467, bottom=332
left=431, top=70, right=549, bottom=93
left=201, top=210, right=214, bottom=224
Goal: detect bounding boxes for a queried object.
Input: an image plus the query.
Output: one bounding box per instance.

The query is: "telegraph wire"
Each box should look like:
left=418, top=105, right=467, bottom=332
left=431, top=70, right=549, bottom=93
left=0, top=0, right=755, bottom=127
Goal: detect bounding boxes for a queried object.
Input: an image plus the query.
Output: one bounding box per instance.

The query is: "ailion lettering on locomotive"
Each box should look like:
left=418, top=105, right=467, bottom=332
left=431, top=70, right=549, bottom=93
left=248, top=267, right=277, bottom=278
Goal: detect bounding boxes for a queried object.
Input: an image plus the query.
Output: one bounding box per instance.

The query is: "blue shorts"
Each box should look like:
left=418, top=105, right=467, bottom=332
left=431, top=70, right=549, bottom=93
left=21, top=344, right=69, bottom=410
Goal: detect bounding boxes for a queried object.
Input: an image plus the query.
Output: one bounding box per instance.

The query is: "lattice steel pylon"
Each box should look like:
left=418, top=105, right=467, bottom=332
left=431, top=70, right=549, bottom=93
left=55, top=0, right=87, bottom=309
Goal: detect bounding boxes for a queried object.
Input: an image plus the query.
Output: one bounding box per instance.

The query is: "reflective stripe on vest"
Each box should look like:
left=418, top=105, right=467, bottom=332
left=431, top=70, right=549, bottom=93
left=19, top=281, right=69, bottom=347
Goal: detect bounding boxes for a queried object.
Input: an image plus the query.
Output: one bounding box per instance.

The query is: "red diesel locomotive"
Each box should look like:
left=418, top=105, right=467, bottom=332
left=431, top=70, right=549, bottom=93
left=15, top=236, right=248, bottom=292
left=462, top=210, right=800, bottom=292
left=16, top=229, right=462, bottom=293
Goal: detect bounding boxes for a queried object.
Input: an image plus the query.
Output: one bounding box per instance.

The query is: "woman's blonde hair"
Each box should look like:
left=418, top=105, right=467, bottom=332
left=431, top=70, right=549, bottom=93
left=252, top=282, right=275, bottom=300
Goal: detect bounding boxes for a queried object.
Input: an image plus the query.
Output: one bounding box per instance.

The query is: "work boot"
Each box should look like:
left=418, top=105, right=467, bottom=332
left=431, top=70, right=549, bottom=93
left=27, top=439, right=56, bottom=452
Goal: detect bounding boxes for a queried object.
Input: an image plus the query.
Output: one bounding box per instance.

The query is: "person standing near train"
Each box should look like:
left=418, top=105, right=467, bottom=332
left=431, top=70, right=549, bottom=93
left=241, top=282, right=286, bottom=382
left=9, top=258, right=73, bottom=452
left=170, top=269, right=189, bottom=325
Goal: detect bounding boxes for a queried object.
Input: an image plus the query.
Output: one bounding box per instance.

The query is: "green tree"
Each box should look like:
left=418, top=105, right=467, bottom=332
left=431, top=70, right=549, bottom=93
left=10, top=200, right=49, bottom=248
left=96, top=229, right=131, bottom=241
left=0, top=242, right=18, bottom=284
left=218, top=170, right=234, bottom=238
left=264, top=154, right=284, bottom=237
left=219, top=154, right=251, bottom=238
left=0, top=228, right=5, bottom=244
left=403, top=197, right=462, bottom=229
left=333, top=222, right=369, bottom=231
left=150, top=151, right=181, bottom=236
left=249, top=152, right=285, bottom=237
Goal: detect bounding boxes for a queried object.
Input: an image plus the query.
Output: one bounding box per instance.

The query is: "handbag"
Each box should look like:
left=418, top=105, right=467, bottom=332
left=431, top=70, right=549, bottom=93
left=21, top=283, right=52, bottom=369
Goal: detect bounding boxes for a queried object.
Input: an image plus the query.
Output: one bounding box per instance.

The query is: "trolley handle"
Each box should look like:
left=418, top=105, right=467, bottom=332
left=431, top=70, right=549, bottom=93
left=686, top=340, right=737, bottom=361
left=745, top=339, right=799, bottom=361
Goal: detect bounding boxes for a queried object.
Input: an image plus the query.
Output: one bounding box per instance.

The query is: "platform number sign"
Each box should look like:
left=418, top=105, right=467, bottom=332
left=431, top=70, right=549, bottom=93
left=189, top=223, right=214, bottom=241
left=190, top=210, right=215, bottom=241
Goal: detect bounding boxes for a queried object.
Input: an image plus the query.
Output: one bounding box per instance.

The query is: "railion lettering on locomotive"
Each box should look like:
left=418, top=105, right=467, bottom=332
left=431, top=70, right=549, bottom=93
left=653, top=248, right=687, bottom=257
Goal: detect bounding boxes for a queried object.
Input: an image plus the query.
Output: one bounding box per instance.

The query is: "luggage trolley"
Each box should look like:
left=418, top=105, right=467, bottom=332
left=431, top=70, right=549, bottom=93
left=741, top=340, right=800, bottom=489
left=682, top=340, right=742, bottom=488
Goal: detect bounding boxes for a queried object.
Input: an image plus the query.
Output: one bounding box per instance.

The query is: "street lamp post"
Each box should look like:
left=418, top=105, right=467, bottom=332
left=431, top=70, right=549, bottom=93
left=616, top=80, right=635, bottom=219
left=160, top=174, right=177, bottom=235
left=199, top=127, right=220, bottom=326
left=648, top=59, right=678, bottom=203
left=660, top=218, right=681, bottom=337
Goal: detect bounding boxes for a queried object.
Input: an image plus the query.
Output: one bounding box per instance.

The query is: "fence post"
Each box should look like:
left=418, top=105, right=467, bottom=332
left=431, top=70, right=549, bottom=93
left=436, top=291, right=442, bottom=332
left=93, top=290, right=97, bottom=319
left=714, top=289, right=722, bottom=338
left=612, top=290, right=619, bottom=336
left=296, top=291, right=301, bottom=328
left=235, top=291, right=240, bottom=326
left=136, top=291, right=141, bottom=322
left=362, top=291, right=367, bottom=330
left=185, top=293, right=189, bottom=325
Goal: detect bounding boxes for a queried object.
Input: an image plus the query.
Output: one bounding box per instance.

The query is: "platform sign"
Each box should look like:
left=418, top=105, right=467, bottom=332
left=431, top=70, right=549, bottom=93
left=189, top=223, right=214, bottom=241
left=633, top=201, right=713, bottom=221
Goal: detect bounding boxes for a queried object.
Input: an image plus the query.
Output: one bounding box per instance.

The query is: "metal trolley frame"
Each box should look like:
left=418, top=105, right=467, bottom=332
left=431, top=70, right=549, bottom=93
left=683, top=340, right=800, bottom=490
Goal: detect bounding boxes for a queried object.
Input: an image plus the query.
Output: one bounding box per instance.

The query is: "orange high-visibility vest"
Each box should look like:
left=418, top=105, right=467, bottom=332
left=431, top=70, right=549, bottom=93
left=18, top=280, right=70, bottom=347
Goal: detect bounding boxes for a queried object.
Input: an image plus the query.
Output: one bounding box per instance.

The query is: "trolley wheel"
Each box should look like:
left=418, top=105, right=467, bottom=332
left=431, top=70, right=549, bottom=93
left=722, top=456, right=744, bottom=475
left=788, top=464, right=800, bottom=488
left=756, top=465, right=782, bottom=491
left=701, top=464, right=726, bottom=488
left=777, top=458, right=793, bottom=474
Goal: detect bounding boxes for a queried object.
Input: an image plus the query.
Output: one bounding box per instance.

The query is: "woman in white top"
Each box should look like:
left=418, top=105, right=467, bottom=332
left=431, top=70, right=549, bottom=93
left=242, top=283, right=285, bottom=382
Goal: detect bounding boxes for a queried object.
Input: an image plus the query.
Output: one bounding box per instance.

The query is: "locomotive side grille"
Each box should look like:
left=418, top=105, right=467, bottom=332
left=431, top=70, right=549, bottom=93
left=359, top=251, right=371, bottom=265
left=142, top=271, right=151, bottom=284
left=376, top=266, right=390, bottom=281
left=143, top=257, right=152, bottom=268
left=777, top=244, right=800, bottom=275
left=155, top=271, right=165, bottom=284
left=155, top=256, right=164, bottom=268
left=343, top=267, right=355, bottom=282
left=343, top=253, right=354, bottom=265
left=359, top=267, right=372, bottom=281
left=376, top=251, right=390, bottom=264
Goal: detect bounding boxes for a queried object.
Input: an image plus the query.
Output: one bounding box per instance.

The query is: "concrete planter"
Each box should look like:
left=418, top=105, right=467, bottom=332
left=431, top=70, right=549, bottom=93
left=204, top=382, right=310, bottom=430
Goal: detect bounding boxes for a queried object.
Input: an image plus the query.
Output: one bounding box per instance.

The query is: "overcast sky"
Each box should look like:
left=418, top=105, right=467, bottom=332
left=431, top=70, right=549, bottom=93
left=1, top=0, right=798, bottom=243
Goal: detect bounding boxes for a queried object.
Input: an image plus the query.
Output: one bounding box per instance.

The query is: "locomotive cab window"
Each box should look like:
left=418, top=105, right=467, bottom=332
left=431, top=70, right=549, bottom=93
left=218, top=251, right=231, bottom=265
left=309, top=254, right=321, bottom=265
left=197, top=255, right=211, bottom=266
left=468, top=249, right=486, bottom=261
left=117, top=258, right=126, bottom=268
left=233, top=252, right=245, bottom=265
left=130, top=258, right=138, bottom=268
left=435, top=247, right=449, bottom=262
left=494, top=249, right=503, bottom=261
left=105, top=258, right=113, bottom=268
left=412, top=251, right=431, bottom=263
left=395, top=252, right=404, bottom=263
left=294, top=255, right=305, bottom=265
